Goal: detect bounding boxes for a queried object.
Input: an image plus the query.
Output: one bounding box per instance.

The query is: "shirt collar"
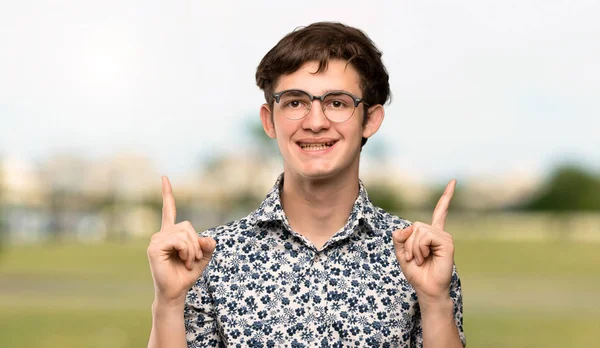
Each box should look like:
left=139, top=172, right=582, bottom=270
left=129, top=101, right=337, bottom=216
left=251, top=173, right=378, bottom=235
left=251, top=173, right=288, bottom=224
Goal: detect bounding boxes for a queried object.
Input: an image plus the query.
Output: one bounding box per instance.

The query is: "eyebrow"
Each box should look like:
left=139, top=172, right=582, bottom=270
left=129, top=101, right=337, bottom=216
left=322, top=89, right=355, bottom=95
left=277, top=88, right=362, bottom=98
left=284, top=90, right=308, bottom=97
left=291, top=89, right=359, bottom=96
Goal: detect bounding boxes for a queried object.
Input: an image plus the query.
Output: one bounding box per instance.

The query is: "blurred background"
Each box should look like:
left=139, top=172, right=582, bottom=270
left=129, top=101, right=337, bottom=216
left=1, top=0, right=599, bottom=347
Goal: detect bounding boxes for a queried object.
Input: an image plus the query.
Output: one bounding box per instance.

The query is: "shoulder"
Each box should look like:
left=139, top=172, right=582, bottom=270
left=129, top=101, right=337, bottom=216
left=198, top=213, right=257, bottom=241
left=359, top=179, right=411, bottom=236
left=365, top=204, right=412, bottom=237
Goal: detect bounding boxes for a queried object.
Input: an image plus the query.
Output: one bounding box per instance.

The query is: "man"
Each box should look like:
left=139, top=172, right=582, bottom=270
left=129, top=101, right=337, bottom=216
left=147, top=22, right=465, bottom=347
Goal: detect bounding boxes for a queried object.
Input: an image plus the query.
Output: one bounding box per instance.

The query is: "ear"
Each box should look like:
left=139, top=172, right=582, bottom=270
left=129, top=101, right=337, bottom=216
left=260, top=104, right=277, bottom=139
left=362, top=104, right=385, bottom=139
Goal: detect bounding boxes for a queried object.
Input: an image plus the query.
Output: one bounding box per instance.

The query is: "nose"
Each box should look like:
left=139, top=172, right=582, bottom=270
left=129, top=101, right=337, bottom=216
left=302, top=100, right=330, bottom=132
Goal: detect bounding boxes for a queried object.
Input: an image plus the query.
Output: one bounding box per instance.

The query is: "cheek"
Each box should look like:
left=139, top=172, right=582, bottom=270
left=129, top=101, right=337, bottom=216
left=340, top=121, right=365, bottom=142
left=272, top=120, right=297, bottom=150
left=274, top=118, right=298, bottom=137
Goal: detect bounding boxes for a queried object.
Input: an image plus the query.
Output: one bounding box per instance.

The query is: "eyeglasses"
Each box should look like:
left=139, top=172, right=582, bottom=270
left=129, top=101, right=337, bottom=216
left=272, top=89, right=369, bottom=123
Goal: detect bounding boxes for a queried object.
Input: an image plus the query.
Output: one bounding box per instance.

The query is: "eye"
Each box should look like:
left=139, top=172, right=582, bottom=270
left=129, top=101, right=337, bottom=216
left=331, top=100, right=344, bottom=108
left=323, top=93, right=354, bottom=110
left=279, top=91, right=311, bottom=109
left=326, top=99, right=349, bottom=109
left=284, top=99, right=305, bottom=108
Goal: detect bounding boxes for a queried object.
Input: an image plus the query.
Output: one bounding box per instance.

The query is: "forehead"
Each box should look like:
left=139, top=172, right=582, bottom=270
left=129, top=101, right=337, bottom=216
left=275, top=59, right=362, bottom=95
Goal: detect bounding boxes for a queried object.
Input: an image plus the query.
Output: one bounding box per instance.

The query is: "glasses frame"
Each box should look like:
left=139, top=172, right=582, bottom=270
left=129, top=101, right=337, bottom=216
left=271, top=89, right=370, bottom=123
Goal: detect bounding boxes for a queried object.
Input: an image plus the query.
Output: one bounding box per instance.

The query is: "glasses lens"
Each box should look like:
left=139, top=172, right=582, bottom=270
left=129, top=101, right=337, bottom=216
left=322, top=93, right=356, bottom=122
left=277, top=90, right=311, bottom=120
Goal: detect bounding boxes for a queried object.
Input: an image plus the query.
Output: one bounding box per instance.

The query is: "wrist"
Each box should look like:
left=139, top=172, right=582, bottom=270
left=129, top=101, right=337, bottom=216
left=418, top=294, right=463, bottom=348
left=417, top=293, right=453, bottom=315
left=152, top=296, right=186, bottom=314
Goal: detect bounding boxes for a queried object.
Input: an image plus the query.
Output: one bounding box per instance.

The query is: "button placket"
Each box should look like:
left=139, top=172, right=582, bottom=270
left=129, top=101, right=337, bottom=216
left=311, top=250, right=328, bottom=323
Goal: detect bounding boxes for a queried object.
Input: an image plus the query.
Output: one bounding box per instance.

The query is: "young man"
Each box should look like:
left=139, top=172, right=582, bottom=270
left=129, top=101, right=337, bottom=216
left=147, top=22, right=465, bottom=347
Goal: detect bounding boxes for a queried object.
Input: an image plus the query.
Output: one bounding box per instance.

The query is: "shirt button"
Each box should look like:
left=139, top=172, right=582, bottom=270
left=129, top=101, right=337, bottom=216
left=314, top=254, right=319, bottom=263
left=314, top=311, right=322, bottom=318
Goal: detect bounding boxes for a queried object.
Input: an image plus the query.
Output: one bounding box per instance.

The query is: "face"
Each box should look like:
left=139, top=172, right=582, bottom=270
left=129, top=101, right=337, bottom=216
left=260, top=59, right=384, bottom=181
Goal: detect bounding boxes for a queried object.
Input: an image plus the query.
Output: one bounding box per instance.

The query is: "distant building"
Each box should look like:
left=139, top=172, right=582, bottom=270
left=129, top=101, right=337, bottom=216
left=0, top=156, right=48, bottom=242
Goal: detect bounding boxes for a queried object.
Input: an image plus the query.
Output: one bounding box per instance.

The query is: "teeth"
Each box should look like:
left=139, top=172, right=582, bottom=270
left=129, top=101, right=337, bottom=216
left=300, top=142, right=334, bottom=151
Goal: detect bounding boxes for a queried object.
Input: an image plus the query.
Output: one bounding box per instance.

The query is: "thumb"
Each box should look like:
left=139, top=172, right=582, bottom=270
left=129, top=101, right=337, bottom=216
left=392, top=225, right=414, bottom=254
left=196, top=237, right=216, bottom=272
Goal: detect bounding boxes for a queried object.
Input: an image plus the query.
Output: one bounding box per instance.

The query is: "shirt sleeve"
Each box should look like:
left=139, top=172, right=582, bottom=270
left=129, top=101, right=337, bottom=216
left=184, top=261, right=224, bottom=347
left=410, top=265, right=467, bottom=347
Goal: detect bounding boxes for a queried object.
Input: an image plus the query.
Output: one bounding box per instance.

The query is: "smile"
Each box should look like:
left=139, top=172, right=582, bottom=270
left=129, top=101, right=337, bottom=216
left=297, top=141, right=337, bottom=152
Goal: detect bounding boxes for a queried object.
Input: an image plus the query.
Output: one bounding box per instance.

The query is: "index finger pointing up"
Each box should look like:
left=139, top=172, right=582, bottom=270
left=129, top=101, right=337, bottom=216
left=161, top=176, right=176, bottom=230
left=431, top=179, right=456, bottom=231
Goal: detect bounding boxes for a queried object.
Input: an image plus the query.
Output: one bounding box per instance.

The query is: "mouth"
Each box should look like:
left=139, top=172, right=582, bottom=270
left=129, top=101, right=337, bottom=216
left=297, top=141, right=337, bottom=152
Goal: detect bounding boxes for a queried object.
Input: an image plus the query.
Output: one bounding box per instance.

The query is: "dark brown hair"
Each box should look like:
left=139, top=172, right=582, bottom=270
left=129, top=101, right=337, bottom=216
left=256, top=22, right=391, bottom=146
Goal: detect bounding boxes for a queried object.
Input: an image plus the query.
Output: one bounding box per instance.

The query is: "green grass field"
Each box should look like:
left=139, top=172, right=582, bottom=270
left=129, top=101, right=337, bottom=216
left=1, top=238, right=599, bottom=347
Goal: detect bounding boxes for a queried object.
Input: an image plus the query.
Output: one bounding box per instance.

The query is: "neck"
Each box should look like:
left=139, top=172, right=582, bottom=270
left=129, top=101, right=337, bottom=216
left=281, top=168, right=360, bottom=250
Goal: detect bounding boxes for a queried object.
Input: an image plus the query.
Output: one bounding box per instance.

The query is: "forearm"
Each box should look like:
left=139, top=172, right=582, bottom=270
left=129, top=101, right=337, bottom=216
left=148, top=300, right=188, bottom=348
left=420, top=296, right=463, bottom=348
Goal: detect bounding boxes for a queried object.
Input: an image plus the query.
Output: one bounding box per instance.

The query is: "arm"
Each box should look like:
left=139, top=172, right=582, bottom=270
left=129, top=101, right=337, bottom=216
left=148, top=299, right=188, bottom=348
left=147, top=176, right=218, bottom=348
left=412, top=266, right=466, bottom=348
left=392, top=180, right=466, bottom=348
left=148, top=269, right=222, bottom=348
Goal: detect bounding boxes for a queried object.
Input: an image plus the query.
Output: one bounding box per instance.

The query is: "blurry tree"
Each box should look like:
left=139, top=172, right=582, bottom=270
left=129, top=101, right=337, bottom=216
left=40, top=154, right=88, bottom=241
left=367, top=182, right=404, bottom=214
left=244, top=117, right=279, bottom=156
left=231, top=189, right=263, bottom=214
left=427, top=182, right=468, bottom=212
left=521, top=165, right=600, bottom=240
left=361, top=136, right=406, bottom=213
left=0, top=165, right=4, bottom=251
left=524, top=165, right=600, bottom=211
left=197, top=117, right=276, bottom=219
left=362, top=135, right=388, bottom=160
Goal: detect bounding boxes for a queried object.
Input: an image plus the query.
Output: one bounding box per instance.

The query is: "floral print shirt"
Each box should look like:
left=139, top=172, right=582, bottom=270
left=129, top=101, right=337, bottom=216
left=185, top=174, right=466, bottom=347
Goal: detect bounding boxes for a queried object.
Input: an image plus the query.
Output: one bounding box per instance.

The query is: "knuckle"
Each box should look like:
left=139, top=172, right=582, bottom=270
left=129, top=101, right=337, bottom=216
left=173, top=230, right=188, bottom=239
left=147, top=243, right=161, bottom=256
left=162, top=225, right=176, bottom=234
left=180, top=220, right=193, bottom=229
left=150, top=232, right=165, bottom=244
left=414, top=221, right=428, bottom=231
left=413, top=225, right=425, bottom=236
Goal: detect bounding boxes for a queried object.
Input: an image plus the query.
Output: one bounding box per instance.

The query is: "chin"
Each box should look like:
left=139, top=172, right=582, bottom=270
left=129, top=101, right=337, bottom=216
left=296, top=164, right=345, bottom=181
left=301, top=170, right=336, bottom=180
left=284, top=151, right=359, bottom=181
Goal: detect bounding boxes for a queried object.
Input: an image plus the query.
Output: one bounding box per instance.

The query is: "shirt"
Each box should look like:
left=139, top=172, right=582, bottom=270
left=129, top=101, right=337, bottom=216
left=185, top=174, right=466, bottom=347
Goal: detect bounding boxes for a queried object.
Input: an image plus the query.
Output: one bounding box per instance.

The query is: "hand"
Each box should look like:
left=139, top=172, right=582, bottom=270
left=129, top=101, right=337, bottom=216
left=147, top=176, right=216, bottom=307
left=392, top=179, right=456, bottom=303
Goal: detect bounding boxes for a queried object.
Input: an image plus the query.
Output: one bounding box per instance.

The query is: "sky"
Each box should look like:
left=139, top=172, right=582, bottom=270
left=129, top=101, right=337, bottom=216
left=1, top=0, right=599, bottom=183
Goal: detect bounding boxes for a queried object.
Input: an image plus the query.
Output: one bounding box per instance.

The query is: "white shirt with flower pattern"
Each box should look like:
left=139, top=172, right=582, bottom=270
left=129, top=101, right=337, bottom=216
left=185, top=174, right=466, bottom=347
